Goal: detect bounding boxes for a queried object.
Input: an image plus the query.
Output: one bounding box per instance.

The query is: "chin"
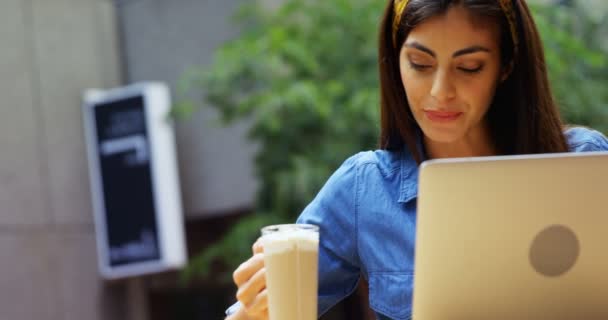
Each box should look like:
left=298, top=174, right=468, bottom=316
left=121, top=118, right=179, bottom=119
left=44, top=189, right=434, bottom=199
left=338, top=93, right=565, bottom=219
left=419, top=125, right=464, bottom=144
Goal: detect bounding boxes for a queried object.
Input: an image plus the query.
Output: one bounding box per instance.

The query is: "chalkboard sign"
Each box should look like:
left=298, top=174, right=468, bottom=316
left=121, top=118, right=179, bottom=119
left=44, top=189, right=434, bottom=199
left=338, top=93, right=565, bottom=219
left=83, top=83, right=186, bottom=279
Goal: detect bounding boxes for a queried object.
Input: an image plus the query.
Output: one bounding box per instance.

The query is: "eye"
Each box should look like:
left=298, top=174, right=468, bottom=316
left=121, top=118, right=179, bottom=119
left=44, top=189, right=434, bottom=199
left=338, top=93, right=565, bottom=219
left=409, top=61, right=432, bottom=71
left=458, top=65, right=484, bottom=74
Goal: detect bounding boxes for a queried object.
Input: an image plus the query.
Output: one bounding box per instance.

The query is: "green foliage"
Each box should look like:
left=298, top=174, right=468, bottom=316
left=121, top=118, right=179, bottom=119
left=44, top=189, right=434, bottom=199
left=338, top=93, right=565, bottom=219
left=531, top=2, right=608, bottom=133
left=178, top=0, right=383, bottom=283
left=177, top=0, right=608, bottom=283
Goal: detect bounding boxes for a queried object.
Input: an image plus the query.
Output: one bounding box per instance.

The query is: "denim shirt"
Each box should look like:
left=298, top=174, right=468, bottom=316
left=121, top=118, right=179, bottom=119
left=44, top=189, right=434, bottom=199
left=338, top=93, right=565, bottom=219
left=296, top=127, right=608, bottom=320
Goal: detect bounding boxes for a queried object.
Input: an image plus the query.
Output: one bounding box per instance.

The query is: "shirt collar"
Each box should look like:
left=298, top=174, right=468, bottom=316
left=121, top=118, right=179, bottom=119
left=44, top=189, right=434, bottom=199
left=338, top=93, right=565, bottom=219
left=397, top=132, right=426, bottom=203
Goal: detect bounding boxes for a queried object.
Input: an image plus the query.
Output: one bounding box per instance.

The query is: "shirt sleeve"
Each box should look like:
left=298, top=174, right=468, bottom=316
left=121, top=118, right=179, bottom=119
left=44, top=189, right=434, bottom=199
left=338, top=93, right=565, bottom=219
left=584, top=129, right=608, bottom=151
left=566, top=127, right=608, bottom=152
left=296, top=154, right=362, bottom=317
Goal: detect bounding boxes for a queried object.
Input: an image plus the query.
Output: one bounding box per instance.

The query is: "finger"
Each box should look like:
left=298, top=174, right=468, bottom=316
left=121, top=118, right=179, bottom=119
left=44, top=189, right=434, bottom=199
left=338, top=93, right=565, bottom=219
left=233, top=253, right=264, bottom=286
left=245, top=288, right=268, bottom=316
left=246, top=306, right=269, bottom=320
left=236, top=266, right=266, bottom=307
left=246, top=308, right=268, bottom=320
left=252, top=238, right=264, bottom=254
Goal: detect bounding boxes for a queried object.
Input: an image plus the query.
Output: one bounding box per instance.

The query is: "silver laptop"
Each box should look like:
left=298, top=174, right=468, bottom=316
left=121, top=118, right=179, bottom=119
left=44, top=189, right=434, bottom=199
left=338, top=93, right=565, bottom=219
left=412, top=152, right=608, bottom=320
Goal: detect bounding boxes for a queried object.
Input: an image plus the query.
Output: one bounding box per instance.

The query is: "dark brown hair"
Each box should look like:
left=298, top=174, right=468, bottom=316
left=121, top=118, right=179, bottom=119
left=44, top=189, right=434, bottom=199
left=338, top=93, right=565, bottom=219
left=378, top=0, right=568, bottom=162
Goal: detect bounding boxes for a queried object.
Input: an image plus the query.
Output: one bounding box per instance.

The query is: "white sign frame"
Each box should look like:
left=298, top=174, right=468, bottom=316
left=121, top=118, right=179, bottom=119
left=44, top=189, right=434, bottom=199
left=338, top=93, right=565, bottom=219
left=82, top=82, right=187, bottom=280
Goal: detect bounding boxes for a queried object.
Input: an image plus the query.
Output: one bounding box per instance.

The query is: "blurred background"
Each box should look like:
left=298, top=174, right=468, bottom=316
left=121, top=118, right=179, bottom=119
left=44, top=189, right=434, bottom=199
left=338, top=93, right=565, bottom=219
left=1, top=0, right=606, bottom=319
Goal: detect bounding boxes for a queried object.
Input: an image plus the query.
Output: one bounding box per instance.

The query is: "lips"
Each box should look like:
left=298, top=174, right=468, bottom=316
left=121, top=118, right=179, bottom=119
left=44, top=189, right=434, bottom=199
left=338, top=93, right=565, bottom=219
left=423, top=110, right=463, bottom=123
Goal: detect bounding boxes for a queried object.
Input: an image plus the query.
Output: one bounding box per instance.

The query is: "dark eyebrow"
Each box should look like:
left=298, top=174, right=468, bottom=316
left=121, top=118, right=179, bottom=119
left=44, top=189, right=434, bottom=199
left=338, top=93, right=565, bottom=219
left=453, top=45, right=490, bottom=57
left=404, top=42, right=435, bottom=57
left=404, top=42, right=491, bottom=58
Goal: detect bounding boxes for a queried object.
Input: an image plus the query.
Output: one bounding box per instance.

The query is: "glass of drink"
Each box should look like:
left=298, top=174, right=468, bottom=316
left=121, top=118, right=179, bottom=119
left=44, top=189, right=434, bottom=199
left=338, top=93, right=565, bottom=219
left=260, top=224, right=319, bottom=320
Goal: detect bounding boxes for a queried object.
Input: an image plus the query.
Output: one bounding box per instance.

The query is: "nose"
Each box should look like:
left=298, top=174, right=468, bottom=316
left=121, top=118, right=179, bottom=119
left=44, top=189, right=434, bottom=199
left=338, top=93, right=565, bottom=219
left=430, top=69, right=456, bottom=104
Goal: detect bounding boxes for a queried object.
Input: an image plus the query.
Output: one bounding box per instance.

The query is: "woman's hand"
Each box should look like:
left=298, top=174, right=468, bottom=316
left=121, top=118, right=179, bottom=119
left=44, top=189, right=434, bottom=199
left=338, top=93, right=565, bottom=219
left=231, top=239, right=269, bottom=319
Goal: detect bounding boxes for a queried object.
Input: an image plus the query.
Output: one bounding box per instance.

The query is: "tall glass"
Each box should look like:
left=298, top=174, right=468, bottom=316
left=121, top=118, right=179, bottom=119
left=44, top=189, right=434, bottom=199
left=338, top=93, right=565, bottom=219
left=261, top=224, right=319, bottom=320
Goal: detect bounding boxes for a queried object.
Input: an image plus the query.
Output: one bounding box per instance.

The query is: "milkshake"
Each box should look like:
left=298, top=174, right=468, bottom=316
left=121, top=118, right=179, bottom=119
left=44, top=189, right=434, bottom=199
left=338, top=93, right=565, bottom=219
left=261, top=224, right=319, bottom=320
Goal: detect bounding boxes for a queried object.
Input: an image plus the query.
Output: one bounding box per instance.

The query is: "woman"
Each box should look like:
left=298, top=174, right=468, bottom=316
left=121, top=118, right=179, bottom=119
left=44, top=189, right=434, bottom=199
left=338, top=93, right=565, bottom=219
left=228, top=0, right=608, bottom=319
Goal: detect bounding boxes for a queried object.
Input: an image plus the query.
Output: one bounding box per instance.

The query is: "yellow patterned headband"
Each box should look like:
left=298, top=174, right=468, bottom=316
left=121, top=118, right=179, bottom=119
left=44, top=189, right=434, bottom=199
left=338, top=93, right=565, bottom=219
left=392, top=0, right=519, bottom=63
left=392, top=0, right=409, bottom=48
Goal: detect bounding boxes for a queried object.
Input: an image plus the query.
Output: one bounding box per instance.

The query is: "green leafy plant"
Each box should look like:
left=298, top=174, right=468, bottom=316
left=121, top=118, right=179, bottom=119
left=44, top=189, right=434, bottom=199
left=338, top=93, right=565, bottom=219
left=177, top=0, right=383, bottom=283
left=176, top=0, right=608, bottom=283
left=532, top=2, right=608, bottom=132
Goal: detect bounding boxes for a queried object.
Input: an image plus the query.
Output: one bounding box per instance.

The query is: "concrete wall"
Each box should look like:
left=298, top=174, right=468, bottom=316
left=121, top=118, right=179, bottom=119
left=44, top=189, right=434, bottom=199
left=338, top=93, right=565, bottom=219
left=1, top=0, right=285, bottom=318
left=0, top=0, right=126, bottom=319
left=1, top=0, right=277, bottom=318
left=117, top=0, right=259, bottom=219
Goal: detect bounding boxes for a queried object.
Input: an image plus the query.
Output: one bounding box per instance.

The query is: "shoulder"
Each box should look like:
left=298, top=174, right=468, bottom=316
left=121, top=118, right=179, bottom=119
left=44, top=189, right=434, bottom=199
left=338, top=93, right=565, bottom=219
left=313, top=149, right=407, bottom=200
left=340, top=149, right=405, bottom=178
left=564, top=126, right=608, bottom=152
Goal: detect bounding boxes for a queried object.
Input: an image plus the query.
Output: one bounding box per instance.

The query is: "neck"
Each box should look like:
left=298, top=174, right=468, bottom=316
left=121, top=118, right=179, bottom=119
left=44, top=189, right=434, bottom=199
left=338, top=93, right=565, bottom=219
left=423, top=125, right=496, bottom=159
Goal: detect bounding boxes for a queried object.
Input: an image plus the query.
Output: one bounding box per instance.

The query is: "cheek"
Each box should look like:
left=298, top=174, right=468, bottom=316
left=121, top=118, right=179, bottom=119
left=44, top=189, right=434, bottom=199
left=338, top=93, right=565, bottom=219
left=459, top=76, right=499, bottom=115
left=401, top=70, right=430, bottom=109
left=462, top=62, right=500, bottom=117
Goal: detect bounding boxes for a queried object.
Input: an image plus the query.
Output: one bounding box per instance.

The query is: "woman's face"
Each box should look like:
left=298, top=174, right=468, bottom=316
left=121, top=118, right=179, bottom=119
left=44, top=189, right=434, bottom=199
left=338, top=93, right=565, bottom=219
left=399, top=5, right=503, bottom=145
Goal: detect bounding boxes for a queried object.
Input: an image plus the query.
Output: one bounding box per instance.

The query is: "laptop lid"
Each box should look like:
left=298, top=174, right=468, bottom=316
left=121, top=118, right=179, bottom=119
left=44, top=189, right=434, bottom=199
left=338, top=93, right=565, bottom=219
left=412, top=152, right=608, bottom=320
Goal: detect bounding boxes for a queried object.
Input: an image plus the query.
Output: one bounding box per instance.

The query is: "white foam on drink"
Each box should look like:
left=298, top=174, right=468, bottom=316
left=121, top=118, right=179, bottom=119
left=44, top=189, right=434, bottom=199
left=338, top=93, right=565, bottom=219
left=262, top=229, right=319, bottom=255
